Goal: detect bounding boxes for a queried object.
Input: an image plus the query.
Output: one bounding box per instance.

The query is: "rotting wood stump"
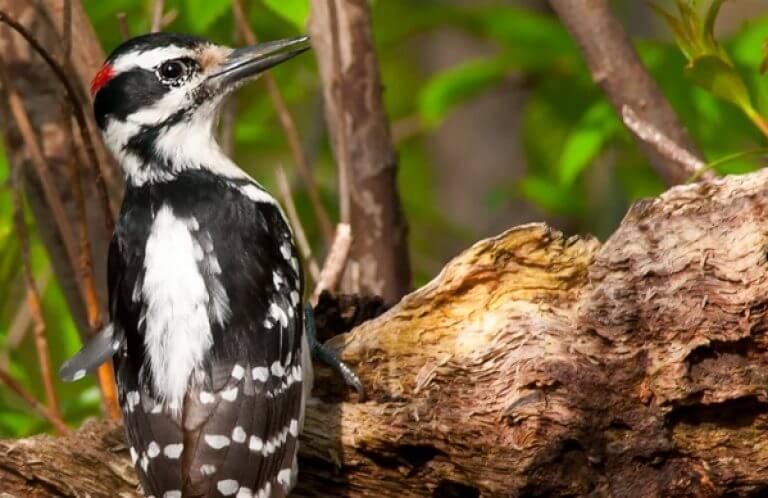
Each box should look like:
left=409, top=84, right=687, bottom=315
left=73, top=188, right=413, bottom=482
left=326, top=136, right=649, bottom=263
left=4, top=169, right=768, bottom=497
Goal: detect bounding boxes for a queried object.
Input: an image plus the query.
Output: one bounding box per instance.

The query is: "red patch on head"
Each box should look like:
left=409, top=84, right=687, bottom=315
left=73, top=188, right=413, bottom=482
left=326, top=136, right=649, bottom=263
left=90, top=64, right=115, bottom=97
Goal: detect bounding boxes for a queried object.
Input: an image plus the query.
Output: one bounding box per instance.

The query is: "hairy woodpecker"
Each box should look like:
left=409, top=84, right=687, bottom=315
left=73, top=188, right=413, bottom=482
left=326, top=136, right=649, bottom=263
left=61, top=33, right=314, bottom=498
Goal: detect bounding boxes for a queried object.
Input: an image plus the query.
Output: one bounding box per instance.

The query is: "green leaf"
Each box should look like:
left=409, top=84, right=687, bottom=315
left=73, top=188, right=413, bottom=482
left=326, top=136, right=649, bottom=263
left=463, top=6, right=577, bottom=70
left=558, top=101, right=618, bottom=187
left=419, top=57, right=508, bottom=127
left=262, top=0, right=309, bottom=30
left=685, top=54, right=753, bottom=111
left=651, top=3, right=698, bottom=60
left=728, top=16, right=768, bottom=68
left=518, top=176, right=584, bottom=215
left=185, top=0, right=230, bottom=31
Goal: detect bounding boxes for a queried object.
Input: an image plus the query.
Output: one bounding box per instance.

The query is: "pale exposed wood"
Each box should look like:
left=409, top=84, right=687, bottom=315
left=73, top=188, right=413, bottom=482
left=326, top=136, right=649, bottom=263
left=5, top=169, right=768, bottom=496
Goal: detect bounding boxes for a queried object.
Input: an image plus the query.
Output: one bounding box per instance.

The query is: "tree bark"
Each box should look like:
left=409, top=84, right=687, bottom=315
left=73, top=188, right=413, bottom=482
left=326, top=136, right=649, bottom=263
left=0, top=0, right=121, bottom=339
left=308, top=0, right=412, bottom=304
left=549, top=0, right=713, bottom=186
left=4, top=169, right=768, bottom=496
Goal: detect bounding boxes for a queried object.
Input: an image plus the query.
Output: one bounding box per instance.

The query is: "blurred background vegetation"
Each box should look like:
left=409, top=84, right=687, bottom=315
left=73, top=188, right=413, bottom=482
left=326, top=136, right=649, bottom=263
left=1, top=0, right=767, bottom=437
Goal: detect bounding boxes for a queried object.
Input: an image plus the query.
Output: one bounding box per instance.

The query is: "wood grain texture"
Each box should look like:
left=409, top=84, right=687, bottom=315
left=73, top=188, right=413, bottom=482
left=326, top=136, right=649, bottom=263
left=4, top=170, right=768, bottom=496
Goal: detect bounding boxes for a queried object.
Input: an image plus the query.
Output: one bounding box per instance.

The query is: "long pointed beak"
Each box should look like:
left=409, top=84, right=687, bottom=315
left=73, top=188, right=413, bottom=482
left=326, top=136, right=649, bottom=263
left=207, top=36, right=310, bottom=92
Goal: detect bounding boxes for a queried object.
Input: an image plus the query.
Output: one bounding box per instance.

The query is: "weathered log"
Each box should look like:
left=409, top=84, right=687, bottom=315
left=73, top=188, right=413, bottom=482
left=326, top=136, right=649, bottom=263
left=4, top=169, right=768, bottom=497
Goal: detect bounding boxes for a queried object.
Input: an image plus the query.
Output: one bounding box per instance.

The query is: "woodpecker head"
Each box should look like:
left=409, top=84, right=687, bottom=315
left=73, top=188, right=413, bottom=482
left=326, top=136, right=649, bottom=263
left=91, top=33, right=309, bottom=185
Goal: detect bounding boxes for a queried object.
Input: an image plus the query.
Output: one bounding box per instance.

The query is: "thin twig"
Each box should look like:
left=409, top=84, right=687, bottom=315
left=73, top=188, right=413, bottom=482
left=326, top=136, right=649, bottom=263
left=276, top=166, right=320, bottom=282
left=151, top=0, right=165, bottom=32
left=0, top=9, right=115, bottom=231
left=6, top=270, right=51, bottom=349
left=62, top=0, right=71, bottom=58
left=161, top=9, right=178, bottom=28
left=10, top=162, right=63, bottom=432
left=0, top=368, right=68, bottom=434
left=67, top=119, right=122, bottom=421
left=622, top=106, right=715, bottom=181
left=116, top=12, right=130, bottom=40
left=231, top=0, right=335, bottom=246
left=325, top=0, right=352, bottom=225
left=311, top=223, right=352, bottom=304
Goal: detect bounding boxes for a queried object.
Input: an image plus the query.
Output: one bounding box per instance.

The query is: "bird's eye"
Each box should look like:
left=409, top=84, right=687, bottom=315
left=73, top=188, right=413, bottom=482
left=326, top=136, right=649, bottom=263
left=158, top=60, right=187, bottom=82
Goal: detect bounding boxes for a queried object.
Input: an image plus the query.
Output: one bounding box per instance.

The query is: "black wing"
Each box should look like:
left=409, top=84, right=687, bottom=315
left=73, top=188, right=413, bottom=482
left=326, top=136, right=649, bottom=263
left=177, top=180, right=305, bottom=497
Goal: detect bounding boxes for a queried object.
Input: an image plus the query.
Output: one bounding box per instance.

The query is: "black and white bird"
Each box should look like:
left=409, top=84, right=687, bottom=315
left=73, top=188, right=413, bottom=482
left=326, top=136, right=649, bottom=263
left=60, top=33, right=315, bottom=498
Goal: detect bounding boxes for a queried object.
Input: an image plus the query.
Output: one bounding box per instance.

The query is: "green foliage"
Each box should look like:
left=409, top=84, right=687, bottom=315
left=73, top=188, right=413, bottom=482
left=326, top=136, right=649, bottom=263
left=261, top=0, right=309, bottom=30
left=185, top=0, right=230, bottom=31
left=656, top=0, right=768, bottom=138
left=558, top=101, right=619, bottom=187
left=419, top=57, right=508, bottom=128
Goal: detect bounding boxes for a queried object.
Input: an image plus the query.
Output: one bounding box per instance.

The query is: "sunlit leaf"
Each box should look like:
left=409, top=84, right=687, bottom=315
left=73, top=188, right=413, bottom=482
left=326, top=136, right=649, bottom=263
left=519, top=176, right=584, bottom=215
left=728, top=16, right=768, bottom=68
left=419, top=57, right=508, bottom=127
left=685, top=54, right=753, bottom=111
left=261, top=0, right=309, bottom=30
left=185, top=0, right=230, bottom=31
left=558, top=101, right=618, bottom=187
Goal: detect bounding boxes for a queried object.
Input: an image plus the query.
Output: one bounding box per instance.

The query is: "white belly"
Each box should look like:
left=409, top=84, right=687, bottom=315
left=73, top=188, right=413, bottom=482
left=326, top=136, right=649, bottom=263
left=140, top=204, right=215, bottom=409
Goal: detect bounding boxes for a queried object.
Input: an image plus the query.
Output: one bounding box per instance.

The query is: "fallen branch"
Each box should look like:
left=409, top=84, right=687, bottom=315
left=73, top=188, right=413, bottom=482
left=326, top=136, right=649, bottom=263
left=6, top=167, right=768, bottom=495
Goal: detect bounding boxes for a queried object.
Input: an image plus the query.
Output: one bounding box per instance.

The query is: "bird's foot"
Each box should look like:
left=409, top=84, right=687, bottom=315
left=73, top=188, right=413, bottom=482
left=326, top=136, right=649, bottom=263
left=304, top=305, right=366, bottom=401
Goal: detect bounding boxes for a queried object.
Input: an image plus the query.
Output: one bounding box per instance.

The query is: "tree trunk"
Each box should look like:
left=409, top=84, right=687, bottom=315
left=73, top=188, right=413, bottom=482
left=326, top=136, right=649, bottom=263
left=4, top=169, right=768, bottom=496
left=308, top=0, right=412, bottom=304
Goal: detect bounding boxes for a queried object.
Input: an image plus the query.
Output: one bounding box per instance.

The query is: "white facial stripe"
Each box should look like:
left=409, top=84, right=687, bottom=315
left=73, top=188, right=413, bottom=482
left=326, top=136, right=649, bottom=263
left=111, top=46, right=199, bottom=73
left=126, top=88, right=192, bottom=126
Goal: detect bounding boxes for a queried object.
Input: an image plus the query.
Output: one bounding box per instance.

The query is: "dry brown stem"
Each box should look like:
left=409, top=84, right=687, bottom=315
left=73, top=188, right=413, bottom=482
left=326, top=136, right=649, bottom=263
left=9, top=159, right=62, bottom=432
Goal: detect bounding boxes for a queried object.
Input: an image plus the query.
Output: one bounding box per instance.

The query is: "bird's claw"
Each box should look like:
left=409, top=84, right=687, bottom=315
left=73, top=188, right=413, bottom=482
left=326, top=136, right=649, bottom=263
left=304, top=304, right=366, bottom=401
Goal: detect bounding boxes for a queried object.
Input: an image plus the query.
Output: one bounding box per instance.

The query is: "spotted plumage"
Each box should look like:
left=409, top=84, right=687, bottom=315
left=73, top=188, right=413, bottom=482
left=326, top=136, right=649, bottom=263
left=66, top=32, right=312, bottom=497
